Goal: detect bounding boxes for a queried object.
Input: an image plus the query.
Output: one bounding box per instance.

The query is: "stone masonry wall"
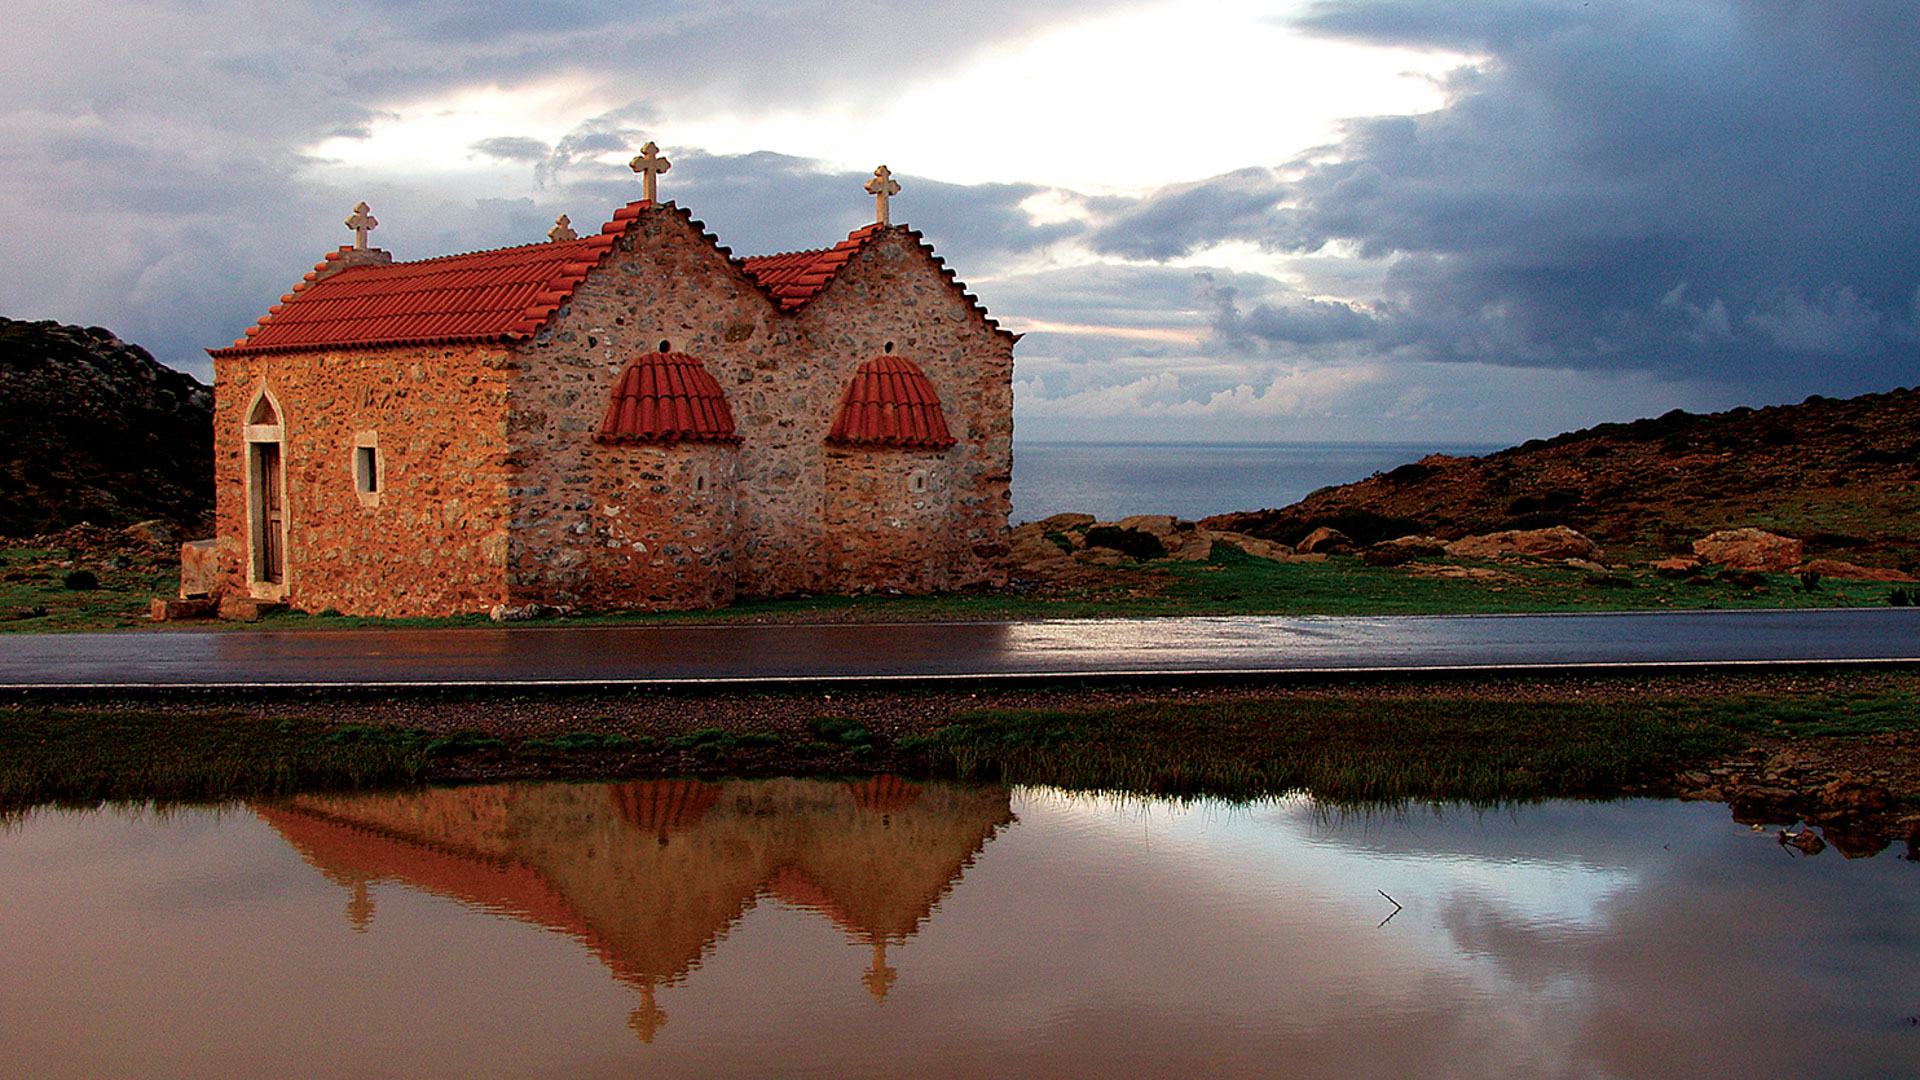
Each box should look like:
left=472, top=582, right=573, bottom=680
left=822, top=448, right=954, bottom=592
left=795, top=236, right=1016, bottom=592
left=211, top=343, right=514, bottom=617
left=588, top=442, right=739, bottom=610
left=506, top=206, right=1012, bottom=608
left=504, top=206, right=790, bottom=607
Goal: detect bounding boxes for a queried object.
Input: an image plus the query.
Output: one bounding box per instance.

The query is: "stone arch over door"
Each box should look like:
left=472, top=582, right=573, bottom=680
left=243, top=384, right=289, bottom=600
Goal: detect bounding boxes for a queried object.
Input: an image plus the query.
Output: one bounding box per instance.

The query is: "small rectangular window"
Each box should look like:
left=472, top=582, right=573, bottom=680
left=355, top=445, right=378, bottom=494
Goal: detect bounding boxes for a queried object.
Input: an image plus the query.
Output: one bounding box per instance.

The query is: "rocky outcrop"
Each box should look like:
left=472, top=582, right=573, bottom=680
left=1296, top=526, right=1354, bottom=555
left=1445, top=525, right=1603, bottom=562
left=1794, top=558, right=1916, bottom=582
left=1693, top=528, right=1803, bottom=571
left=1005, top=514, right=1310, bottom=576
left=1202, top=387, right=1920, bottom=573
left=0, top=318, right=212, bottom=537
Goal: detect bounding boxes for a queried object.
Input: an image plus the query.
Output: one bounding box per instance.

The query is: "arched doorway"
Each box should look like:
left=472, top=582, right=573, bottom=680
left=244, top=389, right=287, bottom=598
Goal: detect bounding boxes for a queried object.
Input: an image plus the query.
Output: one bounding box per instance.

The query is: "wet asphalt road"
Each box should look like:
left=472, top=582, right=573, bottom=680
left=3, top=608, right=1919, bottom=689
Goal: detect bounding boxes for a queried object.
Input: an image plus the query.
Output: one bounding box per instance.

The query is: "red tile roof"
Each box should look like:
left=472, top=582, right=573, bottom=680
left=209, top=202, right=651, bottom=356
left=213, top=203, right=1018, bottom=359
left=740, top=224, right=1017, bottom=340
left=739, top=225, right=881, bottom=310
left=828, top=355, right=956, bottom=450
left=596, top=350, right=738, bottom=444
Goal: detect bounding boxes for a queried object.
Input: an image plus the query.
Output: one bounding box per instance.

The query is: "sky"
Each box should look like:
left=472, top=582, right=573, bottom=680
left=5, top=0, right=1917, bottom=444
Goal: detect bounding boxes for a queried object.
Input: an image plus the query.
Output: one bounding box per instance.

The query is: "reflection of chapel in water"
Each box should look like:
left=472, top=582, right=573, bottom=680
left=256, top=778, right=1014, bottom=1041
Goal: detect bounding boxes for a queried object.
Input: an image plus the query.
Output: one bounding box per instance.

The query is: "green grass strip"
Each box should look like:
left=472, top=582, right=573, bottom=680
left=0, top=708, right=425, bottom=812
left=907, top=696, right=1748, bottom=804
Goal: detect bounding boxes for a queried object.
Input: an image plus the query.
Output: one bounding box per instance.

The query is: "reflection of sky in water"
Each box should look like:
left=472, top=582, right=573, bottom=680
left=0, top=785, right=1914, bottom=1079
left=1027, top=790, right=1646, bottom=929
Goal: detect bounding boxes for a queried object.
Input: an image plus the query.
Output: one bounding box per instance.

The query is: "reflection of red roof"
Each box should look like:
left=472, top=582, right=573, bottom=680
left=847, top=775, right=924, bottom=813
left=739, top=226, right=880, bottom=310
left=608, top=780, right=722, bottom=833
left=595, top=352, right=738, bottom=444
left=828, top=355, right=957, bottom=449
left=257, top=803, right=593, bottom=942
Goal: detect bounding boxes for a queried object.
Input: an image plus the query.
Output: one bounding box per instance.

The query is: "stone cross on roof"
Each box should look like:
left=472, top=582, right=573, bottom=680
left=865, top=165, right=901, bottom=226
left=629, top=141, right=670, bottom=203
left=345, top=201, right=378, bottom=250
left=548, top=215, right=577, bottom=242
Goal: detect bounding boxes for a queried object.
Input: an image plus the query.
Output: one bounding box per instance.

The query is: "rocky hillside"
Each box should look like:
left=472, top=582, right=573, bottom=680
left=0, top=318, right=212, bottom=537
left=1205, top=387, right=1920, bottom=571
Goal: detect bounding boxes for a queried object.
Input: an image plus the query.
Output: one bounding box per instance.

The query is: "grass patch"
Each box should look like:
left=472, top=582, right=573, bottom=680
left=1146, top=544, right=1903, bottom=616
left=523, top=730, right=639, bottom=754
left=1684, top=691, right=1920, bottom=739
left=6, top=533, right=1913, bottom=633
left=906, top=696, right=1744, bottom=804
left=0, top=544, right=177, bottom=632
left=5, top=685, right=1916, bottom=814
left=0, top=708, right=427, bottom=812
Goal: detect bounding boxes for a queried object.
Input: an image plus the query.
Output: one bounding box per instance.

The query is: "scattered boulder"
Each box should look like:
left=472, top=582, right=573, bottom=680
left=1818, top=778, right=1896, bottom=814
left=1115, top=515, right=1213, bottom=561
left=1693, top=527, right=1803, bottom=571
left=1375, top=534, right=1448, bottom=555
left=1297, top=526, right=1355, bottom=554
left=1084, top=524, right=1168, bottom=561
left=123, top=519, right=175, bottom=548
left=1363, top=545, right=1416, bottom=567
left=218, top=596, right=285, bottom=621
left=489, top=602, right=571, bottom=622
left=1794, top=558, right=1916, bottom=583
left=149, top=596, right=216, bottom=622
left=1651, top=556, right=1700, bottom=578
left=1032, top=512, right=1095, bottom=532
left=179, top=538, right=220, bottom=598
left=1209, top=531, right=1295, bottom=562
left=1445, top=525, right=1602, bottom=562
left=1779, top=828, right=1826, bottom=855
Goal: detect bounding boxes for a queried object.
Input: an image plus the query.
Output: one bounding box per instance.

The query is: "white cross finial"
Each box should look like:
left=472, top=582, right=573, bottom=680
left=548, top=214, right=577, bottom=242
left=865, top=165, right=901, bottom=226
left=345, top=201, right=378, bottom=250
left=629, top=141, right=671, bottom=203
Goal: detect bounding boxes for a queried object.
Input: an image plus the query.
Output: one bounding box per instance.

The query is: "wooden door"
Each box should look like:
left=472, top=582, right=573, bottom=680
left=252, top=441, right=284, bottom=584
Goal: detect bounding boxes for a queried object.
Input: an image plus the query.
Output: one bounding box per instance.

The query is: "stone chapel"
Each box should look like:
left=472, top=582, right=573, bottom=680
left=205, top=147, right=1016, bottom=617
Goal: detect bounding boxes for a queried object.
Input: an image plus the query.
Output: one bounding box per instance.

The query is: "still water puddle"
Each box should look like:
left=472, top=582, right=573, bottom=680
left=1, top=780, right=1914, bottom=1079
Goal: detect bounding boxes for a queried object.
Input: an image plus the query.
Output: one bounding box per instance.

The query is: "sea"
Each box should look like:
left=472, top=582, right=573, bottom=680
left=1008, top=441, right=1502, bottom=524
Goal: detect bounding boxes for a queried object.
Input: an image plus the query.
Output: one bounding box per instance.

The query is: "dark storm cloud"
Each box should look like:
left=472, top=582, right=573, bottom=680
left=557, top=150, right=1068, bottom=272
left=1112, top=0, right=1920, bottom=398
left=1088, top=168, right=1286, bottom=260
left=0, top=0, right=1134, bottom=378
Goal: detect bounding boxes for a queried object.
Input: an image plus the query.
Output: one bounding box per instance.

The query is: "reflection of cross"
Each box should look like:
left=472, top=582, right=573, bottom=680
left=629, top=141, right=671, bottom=203
left=346, top=876, right=375, bottom=932
left=345, top=201, right=378, bottom=250
left=628, top=982, right=668, bottom=1043
left=865, top=166, right=901, bottom=226
left=548, top=215, right=576, bottom=242
left=861, top=938, right=899, bottom=1001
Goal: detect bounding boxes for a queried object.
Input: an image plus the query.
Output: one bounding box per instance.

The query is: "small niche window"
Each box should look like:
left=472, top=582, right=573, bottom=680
left=906, top=468, right=931, bottom=494
left=352, top=432, right=381, bottom=507
left=691, top=466, right=711, bottom=494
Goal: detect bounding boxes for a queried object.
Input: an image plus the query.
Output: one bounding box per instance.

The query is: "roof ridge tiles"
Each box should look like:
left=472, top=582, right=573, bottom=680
left=214, top=204, right=1014, bottom=357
